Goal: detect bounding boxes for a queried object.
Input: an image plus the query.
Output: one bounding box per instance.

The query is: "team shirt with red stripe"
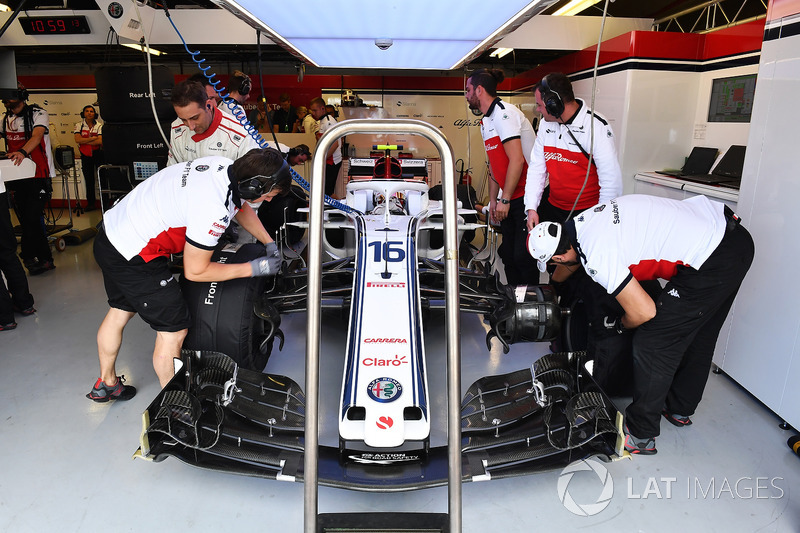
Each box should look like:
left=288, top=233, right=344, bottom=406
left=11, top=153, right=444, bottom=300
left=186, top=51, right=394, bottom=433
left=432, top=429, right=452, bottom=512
left=524, top=99, right=622, bottom=212
left=168, top=107, right=258, bottom=165
left=3, top=105, right=55, bottom=178
left=103, top=157, right=240, bottom=262
left=572, top=194, right=727, bottom=296
left=479, top=98, right=534, bottom=200
left=73, top=120, right=103, bottom=157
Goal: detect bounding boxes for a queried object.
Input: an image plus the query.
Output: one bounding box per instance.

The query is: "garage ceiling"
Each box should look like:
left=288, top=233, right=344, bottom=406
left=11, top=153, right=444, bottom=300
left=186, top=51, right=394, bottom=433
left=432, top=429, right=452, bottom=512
left=1, top=0, right=768, bottom=76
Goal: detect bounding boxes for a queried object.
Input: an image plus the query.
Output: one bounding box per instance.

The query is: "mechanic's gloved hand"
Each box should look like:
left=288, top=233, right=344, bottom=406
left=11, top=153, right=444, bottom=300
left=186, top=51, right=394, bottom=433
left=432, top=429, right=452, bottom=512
left=265, top=241, right=279, bottom=258
left=249, top=255, right=281, bottom=277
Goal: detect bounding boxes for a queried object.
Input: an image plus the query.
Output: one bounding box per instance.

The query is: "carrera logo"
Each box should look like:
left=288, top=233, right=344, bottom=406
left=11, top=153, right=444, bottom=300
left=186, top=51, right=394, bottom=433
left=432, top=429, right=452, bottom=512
left=364, top=338, right=408, bottom=344
left=212, top=222, right=226, bottom=230
left=544, top=152, right=579, bottom=164
left=363, top=355, right=408, bottom=367
left=366, top=282, right=406, bottom=288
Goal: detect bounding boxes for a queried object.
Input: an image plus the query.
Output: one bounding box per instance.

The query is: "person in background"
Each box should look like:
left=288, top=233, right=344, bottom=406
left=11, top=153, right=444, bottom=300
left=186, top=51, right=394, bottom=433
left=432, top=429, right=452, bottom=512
left=248, top=99, right=271, bottom=131
left=0, top=184, right=35, bottom=331
left=1, top=83, right=55, bottom=276
left=296, top=106, right=309, bottom=133
left=168, top=80, right=258, bottom=165
left=73, top=104, right=103, bottom=211
left=88, top=148, right=290, bottom=400
left=465, top=68, right=538, bottom=285
left=218, top=70, right=251, bottom=119
left=524, top=72, right=622, bottom=229
left=527, top=195, right=754, bottom=455
left=188, top=73, right=221, bottom=106
left=273, top=93, right=298, bottom=133
left=301, top=104, right=318, bottom=135
left=309, top=97, right=342, bottom=197
left=325, top=104, right=339, bottom=120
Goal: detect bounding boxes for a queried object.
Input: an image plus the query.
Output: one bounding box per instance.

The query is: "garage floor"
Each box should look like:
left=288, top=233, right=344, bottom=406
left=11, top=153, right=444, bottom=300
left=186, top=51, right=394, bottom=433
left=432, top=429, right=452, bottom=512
left=1, top=209, right=799, bottom=533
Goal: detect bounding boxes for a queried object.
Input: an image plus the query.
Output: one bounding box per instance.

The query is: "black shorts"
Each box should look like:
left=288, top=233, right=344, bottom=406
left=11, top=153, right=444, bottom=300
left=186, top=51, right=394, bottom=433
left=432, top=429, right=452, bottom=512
left=93, top=228, right=192, bottom=332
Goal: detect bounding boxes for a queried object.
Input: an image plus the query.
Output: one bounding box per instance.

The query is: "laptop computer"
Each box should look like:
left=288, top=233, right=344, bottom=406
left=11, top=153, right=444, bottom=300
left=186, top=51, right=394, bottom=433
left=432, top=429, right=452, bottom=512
left=655, top=146, right=718, bottom=178
left=681, top=145, right=746, bottom=185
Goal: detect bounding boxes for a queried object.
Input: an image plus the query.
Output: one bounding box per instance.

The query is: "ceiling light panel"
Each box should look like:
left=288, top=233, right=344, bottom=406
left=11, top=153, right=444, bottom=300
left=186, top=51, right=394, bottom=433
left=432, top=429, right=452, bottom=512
left=213, top=0, right=554, bottom=69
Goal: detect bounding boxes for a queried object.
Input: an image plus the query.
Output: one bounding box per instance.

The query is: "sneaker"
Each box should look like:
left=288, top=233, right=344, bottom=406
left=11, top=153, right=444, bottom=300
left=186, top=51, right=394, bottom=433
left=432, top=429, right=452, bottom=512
left=29, top=260, right=56, bottom=276
left=624, top=426, right=657, bottom=455
left=86, top=375, right=137, bottom=403
left=662, top=410, right=693, bottom=427
left=13, top=305, right=36, bottom=316
left=0, top=322, right=17, bottom=332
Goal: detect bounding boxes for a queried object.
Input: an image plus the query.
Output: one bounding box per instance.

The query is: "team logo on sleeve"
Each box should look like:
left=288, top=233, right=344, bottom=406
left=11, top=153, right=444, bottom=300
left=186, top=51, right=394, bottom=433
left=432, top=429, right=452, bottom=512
left=195, top=164, right=209, bottom=172
left=593, top=205, right=606, bottom=212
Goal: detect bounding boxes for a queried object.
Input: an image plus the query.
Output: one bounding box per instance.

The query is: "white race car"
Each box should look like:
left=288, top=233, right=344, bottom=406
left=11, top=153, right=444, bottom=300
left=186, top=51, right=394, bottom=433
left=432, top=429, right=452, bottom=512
left=136, top=122, right=623, bottom=490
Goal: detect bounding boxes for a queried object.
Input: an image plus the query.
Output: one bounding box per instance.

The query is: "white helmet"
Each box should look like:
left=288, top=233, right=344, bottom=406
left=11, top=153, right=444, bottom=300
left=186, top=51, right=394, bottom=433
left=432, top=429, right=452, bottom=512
left=527, top=221, right=565, bottom=272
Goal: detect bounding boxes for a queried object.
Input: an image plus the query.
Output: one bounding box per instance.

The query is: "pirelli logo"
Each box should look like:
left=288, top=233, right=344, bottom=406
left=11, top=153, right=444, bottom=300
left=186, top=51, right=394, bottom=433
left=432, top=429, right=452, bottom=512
left=366, top=282, right=406, bottom=288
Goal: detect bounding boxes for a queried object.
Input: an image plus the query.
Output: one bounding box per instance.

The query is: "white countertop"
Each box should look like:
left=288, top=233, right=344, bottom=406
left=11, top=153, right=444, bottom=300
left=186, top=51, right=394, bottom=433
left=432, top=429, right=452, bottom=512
left=634, top=172, right=739, bottom=203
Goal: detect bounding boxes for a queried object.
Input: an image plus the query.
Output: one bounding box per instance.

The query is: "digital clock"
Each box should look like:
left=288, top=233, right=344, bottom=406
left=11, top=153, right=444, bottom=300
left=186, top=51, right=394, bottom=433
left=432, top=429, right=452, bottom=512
left=19, top=16, right=91, bottom=35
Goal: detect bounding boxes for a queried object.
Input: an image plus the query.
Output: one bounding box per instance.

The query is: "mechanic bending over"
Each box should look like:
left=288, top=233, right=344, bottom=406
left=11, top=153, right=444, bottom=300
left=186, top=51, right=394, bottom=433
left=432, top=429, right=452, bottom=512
left=527, top=194, right=754, bottom=455
left=87, top=148, right=291, bottom=402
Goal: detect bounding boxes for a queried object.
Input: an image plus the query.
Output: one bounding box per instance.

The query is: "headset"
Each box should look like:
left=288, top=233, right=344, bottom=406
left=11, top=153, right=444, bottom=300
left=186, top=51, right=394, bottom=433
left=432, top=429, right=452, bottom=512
left=539, top=75, right=565, bottom=118
left=80, top=105, right=99, bottom=120
left=236, top=72, right=252, bottom=96
left=237, top=158, right=290, bottom=200
left=16, top=85, right=29, bottom=102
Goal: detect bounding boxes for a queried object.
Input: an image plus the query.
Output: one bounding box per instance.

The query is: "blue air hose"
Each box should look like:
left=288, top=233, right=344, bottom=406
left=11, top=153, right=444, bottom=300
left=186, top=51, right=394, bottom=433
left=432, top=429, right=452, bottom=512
left=163, top=9, right=357, bottom=215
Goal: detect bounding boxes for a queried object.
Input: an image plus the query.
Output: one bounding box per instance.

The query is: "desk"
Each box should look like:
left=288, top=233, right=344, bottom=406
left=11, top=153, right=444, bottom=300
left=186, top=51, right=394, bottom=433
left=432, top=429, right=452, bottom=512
left=633, top=172, right=739, bottom=209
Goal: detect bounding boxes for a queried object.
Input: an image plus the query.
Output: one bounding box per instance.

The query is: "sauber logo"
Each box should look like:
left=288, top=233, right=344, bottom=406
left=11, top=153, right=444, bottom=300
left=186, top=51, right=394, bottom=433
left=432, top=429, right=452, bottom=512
left=363, top=355, right=408, bottom=367
left=366, top=282, right=406, bottom=288
left=544, top=152, right=579, bottom=164
left=376, top=416, right=394, bottom=429
left=364, top=338, right=408, bottom=344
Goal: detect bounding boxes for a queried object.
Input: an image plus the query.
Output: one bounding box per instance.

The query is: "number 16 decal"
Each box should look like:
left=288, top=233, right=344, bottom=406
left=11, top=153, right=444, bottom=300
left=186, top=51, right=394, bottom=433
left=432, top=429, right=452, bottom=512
left=368, top=241, right=406, bottom=262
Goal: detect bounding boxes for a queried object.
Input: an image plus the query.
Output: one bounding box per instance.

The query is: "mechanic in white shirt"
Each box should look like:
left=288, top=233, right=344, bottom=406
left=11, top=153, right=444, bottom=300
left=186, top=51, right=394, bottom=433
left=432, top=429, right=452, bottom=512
left=528, top=195, right=754, bottom=455
left=88, top=149, right=289, bottom=401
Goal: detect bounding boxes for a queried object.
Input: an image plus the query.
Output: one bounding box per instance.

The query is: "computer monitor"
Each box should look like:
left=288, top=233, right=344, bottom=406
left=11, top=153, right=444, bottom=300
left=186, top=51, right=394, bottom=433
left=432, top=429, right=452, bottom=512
left=708, top=74, right=756, bottom=123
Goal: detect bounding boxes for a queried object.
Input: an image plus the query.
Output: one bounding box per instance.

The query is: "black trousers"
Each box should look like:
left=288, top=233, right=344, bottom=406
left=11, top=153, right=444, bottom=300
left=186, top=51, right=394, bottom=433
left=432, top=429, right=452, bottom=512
left=626, top=222, right=755, bottom=439
left=7, top=179, right=52, bottom=264
left=324, top=162, right=342, bottom=198
left=0, top=193, right=34, bottom=323
left=498, top=196, right=539, bottom=286
left=80, top=152, right=102, bottom=207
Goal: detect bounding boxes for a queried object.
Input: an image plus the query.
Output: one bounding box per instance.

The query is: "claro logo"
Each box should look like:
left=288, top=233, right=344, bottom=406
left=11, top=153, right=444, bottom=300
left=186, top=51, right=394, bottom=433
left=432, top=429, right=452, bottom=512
left=364, top=338, right=408, bottom=344
left=362, top=355, right=408, bottom=367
